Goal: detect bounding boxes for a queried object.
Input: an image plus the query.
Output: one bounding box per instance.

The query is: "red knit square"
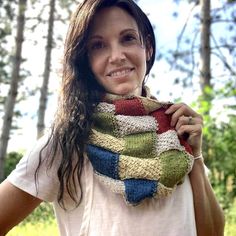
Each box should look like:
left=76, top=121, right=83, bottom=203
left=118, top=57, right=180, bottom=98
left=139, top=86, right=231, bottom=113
left=151, top=107, right=174, bottom=134
left=114, top=98, right=146, bottom=116
left=179, top=138, right=193, bottom=154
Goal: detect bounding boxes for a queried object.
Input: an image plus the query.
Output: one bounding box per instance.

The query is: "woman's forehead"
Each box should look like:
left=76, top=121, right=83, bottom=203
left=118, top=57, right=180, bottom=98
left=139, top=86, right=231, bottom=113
left=89, top=6, right=139, bottom=36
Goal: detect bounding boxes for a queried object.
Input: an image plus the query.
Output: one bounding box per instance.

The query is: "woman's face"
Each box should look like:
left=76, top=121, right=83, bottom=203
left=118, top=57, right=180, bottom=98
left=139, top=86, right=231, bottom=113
left=87, top=6, right=152, bottom=96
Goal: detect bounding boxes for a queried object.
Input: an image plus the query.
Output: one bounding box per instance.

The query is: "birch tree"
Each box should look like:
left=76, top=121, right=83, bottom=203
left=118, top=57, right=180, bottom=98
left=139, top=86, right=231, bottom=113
left=199, top=0, right=211, bottom=97
left=164, top=0, right=235, bottom=97
left=37, top=0, right=56, bottom=139
left=0, top=1, right=15, bottom=113
left=0, top=0, right=27, bottom=180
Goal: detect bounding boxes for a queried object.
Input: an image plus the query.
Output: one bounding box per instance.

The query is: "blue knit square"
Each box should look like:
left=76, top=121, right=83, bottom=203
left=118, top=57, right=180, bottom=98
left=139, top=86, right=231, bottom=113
left=124, top=179, right=157, bottom=204
left=87, top=144, right=119, bottom=179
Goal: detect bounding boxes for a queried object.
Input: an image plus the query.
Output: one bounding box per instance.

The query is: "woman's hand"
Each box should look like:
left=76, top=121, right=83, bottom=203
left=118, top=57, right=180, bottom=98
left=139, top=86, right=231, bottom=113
left=165, top=103, right=203, bottom=157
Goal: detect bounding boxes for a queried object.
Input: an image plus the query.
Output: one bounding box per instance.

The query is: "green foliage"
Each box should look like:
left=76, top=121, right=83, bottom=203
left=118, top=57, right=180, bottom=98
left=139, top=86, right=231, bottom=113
left=4, top=151, right=23, bottom=179
left=4, top=151, right=56, bottom=228
left=190, top=77, right=236, bottom=210
left=204, top=116, right=236, bottom=208
left=197, top=95, right=236, bottom=209
left=21, top=202, right=55, bottom=225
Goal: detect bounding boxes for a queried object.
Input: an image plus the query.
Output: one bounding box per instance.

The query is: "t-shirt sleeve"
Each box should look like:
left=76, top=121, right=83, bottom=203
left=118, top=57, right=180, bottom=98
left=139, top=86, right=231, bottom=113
left=7, top=134, right=60, bottom=202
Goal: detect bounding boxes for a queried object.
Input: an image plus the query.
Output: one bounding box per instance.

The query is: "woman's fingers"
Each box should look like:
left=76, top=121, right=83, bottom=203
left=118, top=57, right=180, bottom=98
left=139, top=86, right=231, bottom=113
left=165, top=103, right=203, bottom=156
left=177, top=123, right=202, bottom=138
left=175, top=115, right=203, bottom=131
left=165, top=103, right=199, bottom=127
left=165, top=103, right=203, bottom=127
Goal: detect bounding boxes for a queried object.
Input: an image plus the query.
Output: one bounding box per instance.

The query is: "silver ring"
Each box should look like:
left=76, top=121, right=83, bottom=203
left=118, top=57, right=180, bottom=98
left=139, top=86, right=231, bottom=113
left=188, top=116, right=193, bottom=125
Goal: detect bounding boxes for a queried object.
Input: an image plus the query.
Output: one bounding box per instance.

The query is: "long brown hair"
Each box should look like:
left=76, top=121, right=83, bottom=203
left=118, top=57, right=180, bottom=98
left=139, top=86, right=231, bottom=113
left=36, top=0, right=156, bottom=209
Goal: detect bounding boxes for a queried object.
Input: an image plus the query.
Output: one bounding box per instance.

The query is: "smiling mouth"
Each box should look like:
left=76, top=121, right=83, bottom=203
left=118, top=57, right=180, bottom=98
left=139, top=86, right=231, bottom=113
left=108, top=68, right=134, bottom=78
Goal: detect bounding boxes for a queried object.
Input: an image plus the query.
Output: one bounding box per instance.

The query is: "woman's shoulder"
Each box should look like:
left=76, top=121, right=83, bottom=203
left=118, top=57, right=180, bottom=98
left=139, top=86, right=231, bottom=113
left=7, top=133, right=60, bottom=202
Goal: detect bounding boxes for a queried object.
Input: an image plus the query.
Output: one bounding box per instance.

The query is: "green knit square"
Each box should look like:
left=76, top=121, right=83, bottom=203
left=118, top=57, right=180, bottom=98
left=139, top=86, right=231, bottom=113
left=122, top=132, right=156, bottom=158
left=92, top=113, right=118, bottom=136
left=159, top=150, right=189, bottom=187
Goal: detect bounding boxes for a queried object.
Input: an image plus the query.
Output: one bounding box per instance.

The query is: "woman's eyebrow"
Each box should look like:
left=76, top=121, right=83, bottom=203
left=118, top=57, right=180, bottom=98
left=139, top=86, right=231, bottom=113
left=88, top=35, right=103, bottom=41
left=120, top=28, right=138, bottom=35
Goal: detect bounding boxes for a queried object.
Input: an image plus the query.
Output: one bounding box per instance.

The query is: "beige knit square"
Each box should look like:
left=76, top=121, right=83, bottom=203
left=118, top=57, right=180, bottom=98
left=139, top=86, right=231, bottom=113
left=155, top=130, right=185, bottom=155
left=116, top=115, right=157, bottom=137
left=154, top=182, right=175, bottom=199
left=119, top=155, right=162, bottom=180
left=95, top=102, right=115, bottom=113
left=95, top=172, right=125, bottom=194
left=89, top=129, right=125, bottom=153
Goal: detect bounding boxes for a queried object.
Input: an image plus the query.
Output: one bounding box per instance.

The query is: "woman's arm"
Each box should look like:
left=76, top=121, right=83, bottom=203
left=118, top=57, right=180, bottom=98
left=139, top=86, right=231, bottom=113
left=0, top=180, right=42, bottom=235
left=165, top=103, right=225, bottom=236
left=189, top=158, right=225, bottom=236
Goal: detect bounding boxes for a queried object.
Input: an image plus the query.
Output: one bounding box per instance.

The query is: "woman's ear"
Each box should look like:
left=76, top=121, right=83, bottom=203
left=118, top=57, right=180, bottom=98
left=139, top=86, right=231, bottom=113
left=146, top=48, right=153, bottom=61
left=145, top=35, right=153, bottom=61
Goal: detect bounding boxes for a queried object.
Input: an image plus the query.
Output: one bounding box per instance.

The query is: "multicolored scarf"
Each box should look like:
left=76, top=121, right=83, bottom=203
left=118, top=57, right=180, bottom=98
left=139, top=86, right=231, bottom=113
left=86, top=91, right=194, bottom=205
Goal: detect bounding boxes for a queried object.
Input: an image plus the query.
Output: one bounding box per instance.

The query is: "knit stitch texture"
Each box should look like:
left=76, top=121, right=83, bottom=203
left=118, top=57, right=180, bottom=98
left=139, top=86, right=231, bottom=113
left=87, top=91, right=194, bottom=205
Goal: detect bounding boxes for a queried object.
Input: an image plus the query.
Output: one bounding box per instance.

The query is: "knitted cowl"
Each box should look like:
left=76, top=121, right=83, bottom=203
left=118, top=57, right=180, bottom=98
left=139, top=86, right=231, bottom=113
left=86, top=90, right=194, bottom=205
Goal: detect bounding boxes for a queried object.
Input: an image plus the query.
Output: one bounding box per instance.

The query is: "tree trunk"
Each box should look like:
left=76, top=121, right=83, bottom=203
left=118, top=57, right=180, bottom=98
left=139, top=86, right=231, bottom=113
left=37, top=0, right=56, bottom=139
left=199, top=0, right=211, bottom=94
left=0, top=0, right=27, bottom=181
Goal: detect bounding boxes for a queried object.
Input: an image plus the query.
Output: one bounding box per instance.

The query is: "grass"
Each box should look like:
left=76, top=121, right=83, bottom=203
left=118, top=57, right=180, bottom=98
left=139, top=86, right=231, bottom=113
left=6, top=202, right=59, bottom=236
left=224, top=199, right=236, bottom=236
left=7, top=220, right=58, bottom=236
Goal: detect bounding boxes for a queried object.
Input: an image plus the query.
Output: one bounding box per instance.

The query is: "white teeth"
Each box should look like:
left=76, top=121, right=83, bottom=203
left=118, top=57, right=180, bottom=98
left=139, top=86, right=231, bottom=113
left=109, top=69, right=131, bottom=77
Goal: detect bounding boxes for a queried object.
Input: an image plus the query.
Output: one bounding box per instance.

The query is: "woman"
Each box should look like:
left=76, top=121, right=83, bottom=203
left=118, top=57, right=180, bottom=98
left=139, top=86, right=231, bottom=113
left=0, top=0, right=224, bottom=235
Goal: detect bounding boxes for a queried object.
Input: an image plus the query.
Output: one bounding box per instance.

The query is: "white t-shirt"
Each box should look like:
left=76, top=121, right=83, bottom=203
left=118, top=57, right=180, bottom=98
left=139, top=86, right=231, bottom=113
left=8, top=135, right=197, bottom=236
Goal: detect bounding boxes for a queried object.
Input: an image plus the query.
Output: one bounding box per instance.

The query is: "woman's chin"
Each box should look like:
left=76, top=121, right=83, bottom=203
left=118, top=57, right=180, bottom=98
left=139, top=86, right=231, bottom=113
left=108, top=85, right=142, bottom=97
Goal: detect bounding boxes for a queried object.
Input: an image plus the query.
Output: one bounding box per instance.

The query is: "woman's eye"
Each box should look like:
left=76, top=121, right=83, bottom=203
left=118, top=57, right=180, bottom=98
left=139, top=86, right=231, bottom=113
left=89, top=41, right=105, bottom=50
left=122, top=34, right=137, bottom=43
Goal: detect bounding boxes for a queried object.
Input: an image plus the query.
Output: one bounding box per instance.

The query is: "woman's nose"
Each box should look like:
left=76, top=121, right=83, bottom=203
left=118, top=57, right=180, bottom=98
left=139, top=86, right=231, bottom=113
left=108, top=44, right=126, bottom=64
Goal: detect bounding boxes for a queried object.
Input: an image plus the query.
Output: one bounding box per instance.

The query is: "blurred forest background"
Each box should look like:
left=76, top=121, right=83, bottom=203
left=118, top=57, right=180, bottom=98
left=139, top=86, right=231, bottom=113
left=0, top=0, right=236, bottom=235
